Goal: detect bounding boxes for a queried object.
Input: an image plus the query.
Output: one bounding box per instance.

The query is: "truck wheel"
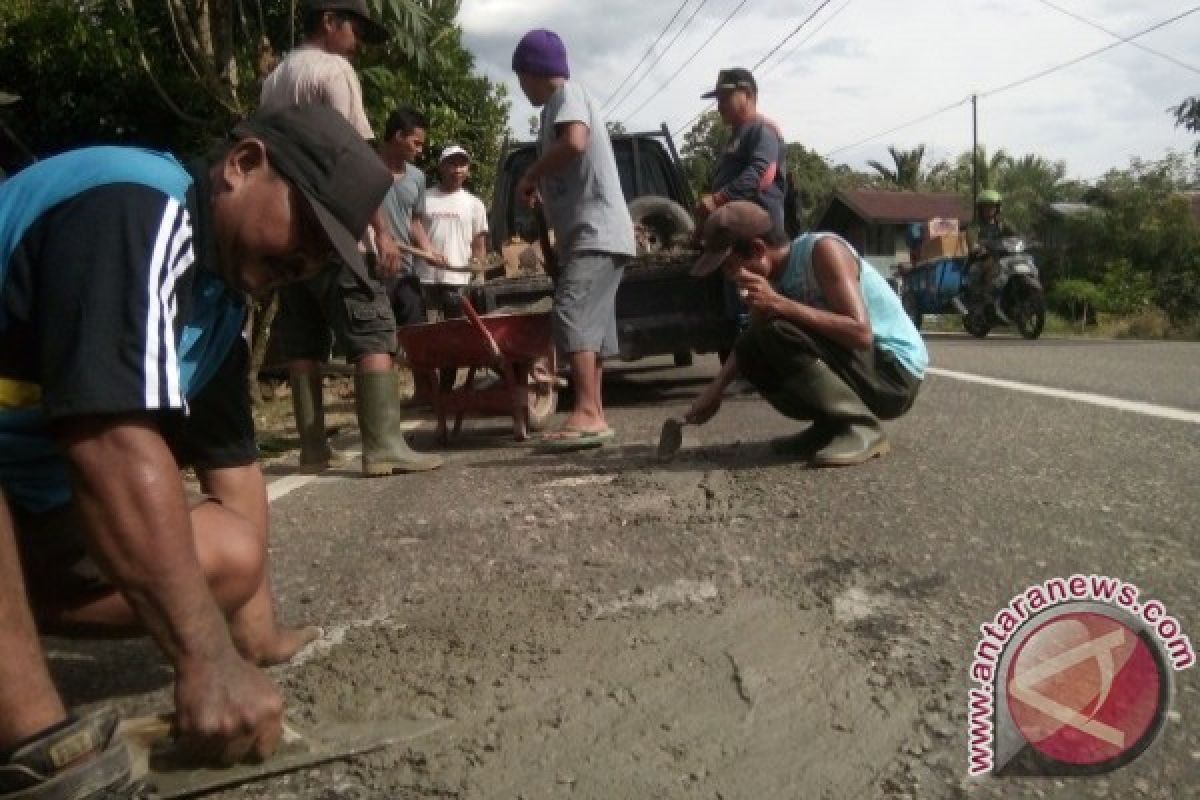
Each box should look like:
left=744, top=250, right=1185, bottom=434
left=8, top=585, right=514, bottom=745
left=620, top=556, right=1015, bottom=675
left=628, top=197, right=695, bottom=255
left=673, top=350, right=694, bottom=368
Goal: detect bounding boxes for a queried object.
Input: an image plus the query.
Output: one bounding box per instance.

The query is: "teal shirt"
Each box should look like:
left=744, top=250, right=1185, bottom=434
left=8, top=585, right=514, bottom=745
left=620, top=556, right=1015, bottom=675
left=775, top=233, right=928, bottom=379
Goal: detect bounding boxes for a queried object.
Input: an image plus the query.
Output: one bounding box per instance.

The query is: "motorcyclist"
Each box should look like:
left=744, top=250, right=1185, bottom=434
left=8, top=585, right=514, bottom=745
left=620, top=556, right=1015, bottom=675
left=964, top=189, right=1016, bottom=299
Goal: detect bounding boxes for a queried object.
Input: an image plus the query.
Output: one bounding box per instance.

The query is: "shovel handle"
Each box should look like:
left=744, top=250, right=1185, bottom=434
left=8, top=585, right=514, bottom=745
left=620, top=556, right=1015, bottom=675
left=532, top=202, right=558, bottom=280
left=458, top=296, right=504, bottom=368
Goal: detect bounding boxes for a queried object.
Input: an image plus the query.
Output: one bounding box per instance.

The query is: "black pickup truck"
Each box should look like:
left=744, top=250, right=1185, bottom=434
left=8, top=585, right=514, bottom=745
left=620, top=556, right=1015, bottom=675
left=470, top=126, right=734, bottom=367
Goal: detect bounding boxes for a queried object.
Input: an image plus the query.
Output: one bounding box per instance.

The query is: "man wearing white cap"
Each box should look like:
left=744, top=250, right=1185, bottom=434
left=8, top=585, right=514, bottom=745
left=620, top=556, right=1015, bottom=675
left=417, top=145, right=489, bottom=318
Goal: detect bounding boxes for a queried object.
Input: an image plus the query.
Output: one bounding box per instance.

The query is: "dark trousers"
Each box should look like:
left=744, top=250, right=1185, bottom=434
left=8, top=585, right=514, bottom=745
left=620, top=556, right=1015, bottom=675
left=735, top=319, right=920, bottom=420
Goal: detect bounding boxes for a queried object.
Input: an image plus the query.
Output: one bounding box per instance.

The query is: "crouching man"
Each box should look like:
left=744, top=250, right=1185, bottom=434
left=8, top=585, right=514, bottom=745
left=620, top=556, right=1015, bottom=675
left=0, top=104, right=392, bottom=798
left=685, top=202, right=927, bottom=466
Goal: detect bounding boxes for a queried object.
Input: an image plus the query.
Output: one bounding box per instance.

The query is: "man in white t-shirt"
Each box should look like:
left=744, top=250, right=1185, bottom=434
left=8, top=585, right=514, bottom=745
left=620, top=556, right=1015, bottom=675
left=418, top=145, right=489, bottom=318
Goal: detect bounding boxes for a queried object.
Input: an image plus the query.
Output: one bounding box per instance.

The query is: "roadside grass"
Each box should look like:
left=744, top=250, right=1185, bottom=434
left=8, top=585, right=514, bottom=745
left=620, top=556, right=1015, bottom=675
left=919, top=310, right=1200, bottom=341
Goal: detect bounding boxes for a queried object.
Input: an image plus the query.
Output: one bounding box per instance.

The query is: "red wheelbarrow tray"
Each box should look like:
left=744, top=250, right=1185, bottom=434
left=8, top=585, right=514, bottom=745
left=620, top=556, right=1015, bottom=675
left=395, top=306, right=558, bottom=443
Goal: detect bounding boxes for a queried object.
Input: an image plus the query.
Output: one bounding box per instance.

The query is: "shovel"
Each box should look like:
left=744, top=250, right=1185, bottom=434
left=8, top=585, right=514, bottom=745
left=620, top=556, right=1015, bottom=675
left=118, top=713, right=449, bottom=799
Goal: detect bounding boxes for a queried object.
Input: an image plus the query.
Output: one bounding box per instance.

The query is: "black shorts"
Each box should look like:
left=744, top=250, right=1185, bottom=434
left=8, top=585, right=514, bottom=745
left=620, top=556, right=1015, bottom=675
left=277, top=259, right=398, bottom=362
left=162, top=337, right=258, bottom=470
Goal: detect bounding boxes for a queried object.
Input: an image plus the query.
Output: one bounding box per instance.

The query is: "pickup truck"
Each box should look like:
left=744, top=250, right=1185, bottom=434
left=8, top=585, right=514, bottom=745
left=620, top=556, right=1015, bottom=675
left=470, top=125, right=735, bottom=367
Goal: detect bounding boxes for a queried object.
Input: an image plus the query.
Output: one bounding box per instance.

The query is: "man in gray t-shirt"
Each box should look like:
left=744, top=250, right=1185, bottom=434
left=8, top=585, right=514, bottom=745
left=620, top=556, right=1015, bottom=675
left=512, top=29, right=635, bottom=451
left=378, top=107, right=445, bottom=327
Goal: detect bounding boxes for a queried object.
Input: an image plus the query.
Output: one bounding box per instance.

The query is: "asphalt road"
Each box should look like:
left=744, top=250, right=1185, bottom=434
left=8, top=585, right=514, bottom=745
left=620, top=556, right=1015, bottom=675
left=54, top=334, right=1198, bottom=800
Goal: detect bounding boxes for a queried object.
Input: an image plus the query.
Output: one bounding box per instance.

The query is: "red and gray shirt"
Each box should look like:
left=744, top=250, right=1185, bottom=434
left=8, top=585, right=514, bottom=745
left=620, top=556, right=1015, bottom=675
left=711, top=115, right=787, bottom=232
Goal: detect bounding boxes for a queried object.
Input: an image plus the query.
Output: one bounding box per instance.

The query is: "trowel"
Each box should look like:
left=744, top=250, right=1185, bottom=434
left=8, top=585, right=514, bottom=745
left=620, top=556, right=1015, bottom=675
left=657, top=416, right=688, bottom=461
left=118, top=713, right=449, bottom=799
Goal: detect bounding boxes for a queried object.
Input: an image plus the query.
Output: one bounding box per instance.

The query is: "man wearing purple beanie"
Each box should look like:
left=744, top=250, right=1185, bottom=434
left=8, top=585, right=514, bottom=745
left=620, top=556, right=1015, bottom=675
left=513, top=29, right=636, bottom=451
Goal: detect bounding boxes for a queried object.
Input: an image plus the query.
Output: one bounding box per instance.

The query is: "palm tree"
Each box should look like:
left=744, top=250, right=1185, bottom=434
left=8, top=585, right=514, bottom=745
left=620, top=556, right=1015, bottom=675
left=867, top=145, right=927, bottom=190
left=957, top=145, right=1013, bottom=196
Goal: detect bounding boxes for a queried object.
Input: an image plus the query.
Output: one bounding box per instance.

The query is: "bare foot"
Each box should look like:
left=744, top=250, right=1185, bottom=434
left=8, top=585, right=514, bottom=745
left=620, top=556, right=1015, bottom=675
left=234, top=625, right=321, bottom=667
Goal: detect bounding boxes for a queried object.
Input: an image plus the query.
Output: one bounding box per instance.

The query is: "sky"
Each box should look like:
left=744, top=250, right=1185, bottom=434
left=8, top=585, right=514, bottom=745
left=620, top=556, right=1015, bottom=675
left=457, top=0, right=1200, bottom=182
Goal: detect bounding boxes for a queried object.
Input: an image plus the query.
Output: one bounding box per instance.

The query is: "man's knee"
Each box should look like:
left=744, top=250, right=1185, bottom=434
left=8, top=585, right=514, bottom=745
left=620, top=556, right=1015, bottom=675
left=191, top=503, right=264, bottom=611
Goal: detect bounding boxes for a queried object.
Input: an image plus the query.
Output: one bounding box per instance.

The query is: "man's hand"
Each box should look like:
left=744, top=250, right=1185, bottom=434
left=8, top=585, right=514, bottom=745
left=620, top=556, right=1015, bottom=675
left=695, top=194, right=719, bottom=221
left=175, top=649, right=284, bottom=763
left=734, top=268, right=785, bottom=316
left=426, top=250, right=449, bottom=268
left=375, top=230, right=402, bottom=279
left=684, top=386, right=723, bottom=426
left=516, top=173, right=540, bottom=209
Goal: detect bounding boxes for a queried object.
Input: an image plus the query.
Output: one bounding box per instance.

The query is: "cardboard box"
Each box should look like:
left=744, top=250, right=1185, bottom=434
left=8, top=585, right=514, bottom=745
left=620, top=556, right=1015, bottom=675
left=925, top=217, right=960, bottom=238
left=918, top=232, right=968, bottom=262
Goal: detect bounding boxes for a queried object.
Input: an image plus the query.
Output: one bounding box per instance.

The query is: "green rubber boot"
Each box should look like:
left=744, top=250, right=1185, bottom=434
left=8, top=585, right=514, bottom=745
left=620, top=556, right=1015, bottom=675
left=760, top=388, right=837, bottom=458
left=290, top=371, right=334, bottom=473
left=795, top=361, right=889, bottom=468
left=355, top=370, right=444, bottom=476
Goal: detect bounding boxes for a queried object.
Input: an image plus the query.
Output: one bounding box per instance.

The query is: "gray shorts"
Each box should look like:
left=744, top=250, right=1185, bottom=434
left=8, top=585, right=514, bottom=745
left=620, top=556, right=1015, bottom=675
left=553, top=252, right=628, bottom=358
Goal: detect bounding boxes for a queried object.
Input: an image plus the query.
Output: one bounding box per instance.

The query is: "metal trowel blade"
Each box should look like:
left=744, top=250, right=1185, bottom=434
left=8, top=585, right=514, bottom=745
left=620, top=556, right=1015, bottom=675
left=140, top=717, right=449, bottom=799
left=657, top=417, right=684, bottom=461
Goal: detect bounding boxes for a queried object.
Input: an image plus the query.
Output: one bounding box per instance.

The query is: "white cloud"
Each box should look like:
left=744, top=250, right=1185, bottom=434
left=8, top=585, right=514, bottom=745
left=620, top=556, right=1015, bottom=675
left=459, top=0, right=1199, bottom=180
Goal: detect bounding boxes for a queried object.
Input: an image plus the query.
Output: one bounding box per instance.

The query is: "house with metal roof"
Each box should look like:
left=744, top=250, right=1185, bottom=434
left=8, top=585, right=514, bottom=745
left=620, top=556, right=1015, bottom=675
left=813, top=189, right=969, bottom=278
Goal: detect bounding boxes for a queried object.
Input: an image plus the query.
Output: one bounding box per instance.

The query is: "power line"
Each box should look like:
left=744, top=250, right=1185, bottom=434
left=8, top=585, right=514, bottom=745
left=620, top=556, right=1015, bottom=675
left=981, top=5, right=1200, bottom=99
left=600, top=0, right=693, bottom=109
left=760, top=0, right=853, bottom=78
left=750, top=0, right=834, bottom=73
left=670, top=0, right=839, bottom=137
left=604, top=0, right=713, bottom=114
left=824, top=97, right=971, bottom=158
left=1035, top=0, right=1200, bottom=76
left=619, top=0, right=752, bottom=122
left=822, top=5, right=1200, bottom=159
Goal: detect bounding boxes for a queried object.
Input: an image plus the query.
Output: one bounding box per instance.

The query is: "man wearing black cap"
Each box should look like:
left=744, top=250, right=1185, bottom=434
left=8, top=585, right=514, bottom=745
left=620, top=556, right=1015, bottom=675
left=696, top=68, right=787, bottom=231
left=261, top=0, right=443, bottom=476
left=0, top=104, right=387, bottom=797
left=684, top=202, right=927, bottom=467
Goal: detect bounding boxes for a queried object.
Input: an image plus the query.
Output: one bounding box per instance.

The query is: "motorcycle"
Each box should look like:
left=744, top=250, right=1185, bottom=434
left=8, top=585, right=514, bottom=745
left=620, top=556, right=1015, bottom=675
left=959, top=236, right=1046, bottom=340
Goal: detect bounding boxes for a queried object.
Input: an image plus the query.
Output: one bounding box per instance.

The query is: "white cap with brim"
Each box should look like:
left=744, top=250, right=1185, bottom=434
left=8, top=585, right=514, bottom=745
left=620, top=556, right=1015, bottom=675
left=439, top=145, right=470, bottom=163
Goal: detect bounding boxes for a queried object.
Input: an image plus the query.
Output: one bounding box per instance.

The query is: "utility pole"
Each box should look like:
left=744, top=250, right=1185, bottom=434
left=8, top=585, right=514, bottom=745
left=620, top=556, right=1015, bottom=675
left=971, top=93, right=979, bottom=223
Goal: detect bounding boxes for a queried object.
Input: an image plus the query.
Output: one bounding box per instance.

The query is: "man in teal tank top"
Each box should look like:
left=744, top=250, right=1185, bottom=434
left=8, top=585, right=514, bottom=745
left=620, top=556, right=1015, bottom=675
left=686, top=202, right=927, bottom=466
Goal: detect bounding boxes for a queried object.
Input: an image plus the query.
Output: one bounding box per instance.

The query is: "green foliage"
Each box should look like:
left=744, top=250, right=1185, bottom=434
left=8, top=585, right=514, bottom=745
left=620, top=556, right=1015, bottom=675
left=679, top=110, right=729, bottom=199
left=0, top=0, right=506, bottom=170
left=867, top=145, right=926, bottom=190
left=1172, top=95, right=1200, bottom=157
left=359, top=1, right=508, bottom=204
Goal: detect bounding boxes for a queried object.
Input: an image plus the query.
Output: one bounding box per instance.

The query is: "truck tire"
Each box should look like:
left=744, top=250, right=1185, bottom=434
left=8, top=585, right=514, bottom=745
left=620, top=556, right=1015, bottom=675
left=673, top=350, right=694, bottom=368
left=628, top=197, right=695, bottom=255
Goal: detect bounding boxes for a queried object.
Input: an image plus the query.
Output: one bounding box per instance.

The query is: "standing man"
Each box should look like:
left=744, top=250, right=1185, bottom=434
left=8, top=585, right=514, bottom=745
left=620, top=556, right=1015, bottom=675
left=260, top=0, right=443, bottom=475
left=512, top=29, right=636, bottom=450
left=695, top=68, right=787, bottom=340
left=695, top=68, right=787, bottom=231
left=418, top=145, right=489, bottom=319
left=0, top=105, right=383, bottom=797
left=378, top=106, right=444, bottom=327
left=684, top=203, right=927, bottom=467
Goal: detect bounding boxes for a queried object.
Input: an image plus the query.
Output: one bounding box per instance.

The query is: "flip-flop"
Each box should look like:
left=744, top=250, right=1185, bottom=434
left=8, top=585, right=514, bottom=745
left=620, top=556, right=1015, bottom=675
left=536, top=427, right=616, bottom=452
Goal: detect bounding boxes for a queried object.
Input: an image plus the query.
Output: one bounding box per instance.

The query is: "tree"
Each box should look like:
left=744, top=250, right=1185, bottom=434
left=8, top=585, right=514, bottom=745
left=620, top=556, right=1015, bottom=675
left=867, top=145, right=926, bottom=190
left=1172, top=95, right=1200, bottom=156
left=996, top=154, right=1067, bottom=233
left=679, top=110, right=729, bottom=199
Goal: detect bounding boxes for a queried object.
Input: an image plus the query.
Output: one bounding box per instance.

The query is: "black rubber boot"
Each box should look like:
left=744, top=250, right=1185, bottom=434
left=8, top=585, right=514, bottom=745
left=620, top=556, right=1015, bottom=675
left=0, top=708, right=156, bottom=799
left=759, top=389, right=837, bottom=458
left=354, top=371, right=444, bottom=475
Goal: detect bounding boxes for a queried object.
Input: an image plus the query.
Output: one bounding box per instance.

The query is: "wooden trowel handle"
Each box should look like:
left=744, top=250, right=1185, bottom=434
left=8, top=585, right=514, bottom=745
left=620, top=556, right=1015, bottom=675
left=118, top=713, right=303, bottom=748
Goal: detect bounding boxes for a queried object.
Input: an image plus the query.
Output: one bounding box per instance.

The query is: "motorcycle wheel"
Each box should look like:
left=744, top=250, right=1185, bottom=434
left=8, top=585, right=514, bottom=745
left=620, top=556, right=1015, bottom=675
left=1015, top=291, right=1046, bottom=340
left=963, top=311, right=991, bottom=338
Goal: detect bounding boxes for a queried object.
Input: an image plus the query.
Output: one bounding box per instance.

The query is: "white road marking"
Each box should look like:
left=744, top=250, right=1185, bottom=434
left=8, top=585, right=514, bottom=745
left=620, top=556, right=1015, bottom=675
left=928, top=367, right=1200, bottom=425
left=266, top=421, right=422, bottom=503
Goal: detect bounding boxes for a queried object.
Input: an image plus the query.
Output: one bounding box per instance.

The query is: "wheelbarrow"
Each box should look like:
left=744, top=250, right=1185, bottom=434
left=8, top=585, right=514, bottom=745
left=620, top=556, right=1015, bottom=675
left=396, top=297, right=560, bottom=443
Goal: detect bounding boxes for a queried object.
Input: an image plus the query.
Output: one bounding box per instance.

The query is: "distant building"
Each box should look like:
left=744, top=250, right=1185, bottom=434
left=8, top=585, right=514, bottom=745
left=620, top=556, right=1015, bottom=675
left=813, top=189, right=968, bottom=278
